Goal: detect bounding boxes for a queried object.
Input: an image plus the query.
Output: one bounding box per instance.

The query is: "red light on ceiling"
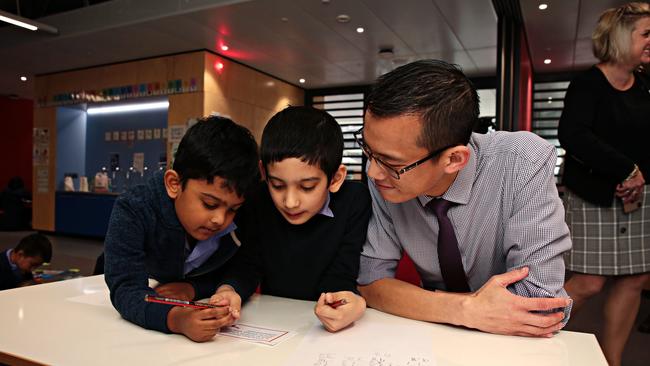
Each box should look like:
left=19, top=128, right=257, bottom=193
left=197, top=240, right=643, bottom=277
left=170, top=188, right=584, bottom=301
left=214, top=61, right=224, bottom=72
left=221, top=45, right=229, bottom=51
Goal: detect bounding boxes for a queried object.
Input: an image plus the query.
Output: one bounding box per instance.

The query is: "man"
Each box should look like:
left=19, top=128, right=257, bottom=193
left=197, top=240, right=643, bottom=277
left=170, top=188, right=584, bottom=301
left=357, top=60, right=572, bottom=337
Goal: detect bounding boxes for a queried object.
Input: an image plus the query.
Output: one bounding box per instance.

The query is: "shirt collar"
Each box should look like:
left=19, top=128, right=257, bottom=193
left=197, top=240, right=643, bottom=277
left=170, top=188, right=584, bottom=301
left=417, top=140, right=477, bottom=208
left=317, top=192, right=334, bottom=218
left=6, top=249, right=17, bottom=270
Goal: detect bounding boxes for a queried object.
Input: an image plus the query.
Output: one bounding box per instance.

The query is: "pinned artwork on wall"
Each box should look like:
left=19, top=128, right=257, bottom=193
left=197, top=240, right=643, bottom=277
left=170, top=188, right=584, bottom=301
left=120, top=131, right=127, bottom=141
left=128, top=131, right=135, bottom=141
left=153, top=128, right=161, bottom=139
left=145, top=129, right=153, bottom=140
left=137, top=130, right=144, bottom=140
left=105, top=132, right=112, bottom=142
left=112, top=131, right=119, bottom=141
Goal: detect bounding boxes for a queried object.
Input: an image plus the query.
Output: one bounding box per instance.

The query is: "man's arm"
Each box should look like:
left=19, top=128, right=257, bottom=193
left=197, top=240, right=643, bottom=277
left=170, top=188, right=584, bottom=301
left=359, top=267, right=569, bottom=337
left=358, top=172, right=570, bottom=337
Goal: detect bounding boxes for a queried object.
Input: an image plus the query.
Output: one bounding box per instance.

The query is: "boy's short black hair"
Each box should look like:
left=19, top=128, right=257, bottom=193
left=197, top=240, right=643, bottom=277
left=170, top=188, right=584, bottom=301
left=15, top=233, right=52, bottom=262
left=172, top=116, right=260, bottom=197
left=261, top=106, right=343, bottom=182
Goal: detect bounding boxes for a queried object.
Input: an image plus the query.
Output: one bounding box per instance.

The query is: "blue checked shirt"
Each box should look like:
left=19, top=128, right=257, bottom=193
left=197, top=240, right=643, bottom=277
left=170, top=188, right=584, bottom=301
left=358, top=131, right=572, bottom=321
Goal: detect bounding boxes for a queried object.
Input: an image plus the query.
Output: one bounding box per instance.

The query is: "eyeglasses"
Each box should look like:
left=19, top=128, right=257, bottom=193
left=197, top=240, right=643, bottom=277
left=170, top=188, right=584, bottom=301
left=353, top=127, right=455, bottom=180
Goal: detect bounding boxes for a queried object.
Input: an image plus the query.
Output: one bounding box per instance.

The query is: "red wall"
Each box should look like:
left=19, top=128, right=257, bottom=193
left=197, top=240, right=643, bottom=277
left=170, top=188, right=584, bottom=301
left=518, top=29, right=533, bottom=132
left=0, top=96, right=33, bottom=191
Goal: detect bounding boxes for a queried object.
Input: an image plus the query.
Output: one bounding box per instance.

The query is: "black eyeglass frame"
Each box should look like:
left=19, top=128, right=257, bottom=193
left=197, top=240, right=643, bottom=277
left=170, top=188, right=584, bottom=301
left=353, top=127, right=456, bottom=180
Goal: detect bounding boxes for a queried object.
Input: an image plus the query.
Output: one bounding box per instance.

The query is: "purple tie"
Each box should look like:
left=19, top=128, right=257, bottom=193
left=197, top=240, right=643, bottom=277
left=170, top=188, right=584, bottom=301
left=427, top=198, right=470, bottom=293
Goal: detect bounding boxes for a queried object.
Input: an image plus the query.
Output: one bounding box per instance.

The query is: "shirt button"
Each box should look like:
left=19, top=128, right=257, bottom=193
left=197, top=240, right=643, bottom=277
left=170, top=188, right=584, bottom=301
left=620, top=227, right=627, bottom=234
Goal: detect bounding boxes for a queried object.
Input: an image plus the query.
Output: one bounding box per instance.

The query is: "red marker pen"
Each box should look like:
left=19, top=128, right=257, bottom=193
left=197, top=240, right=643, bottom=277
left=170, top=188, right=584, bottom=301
left=144, top=295, right=225, bottom=309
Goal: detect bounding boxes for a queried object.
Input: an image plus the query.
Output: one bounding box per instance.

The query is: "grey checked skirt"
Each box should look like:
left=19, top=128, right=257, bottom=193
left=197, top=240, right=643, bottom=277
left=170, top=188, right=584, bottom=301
left=563, top=187, right=650, bottom=276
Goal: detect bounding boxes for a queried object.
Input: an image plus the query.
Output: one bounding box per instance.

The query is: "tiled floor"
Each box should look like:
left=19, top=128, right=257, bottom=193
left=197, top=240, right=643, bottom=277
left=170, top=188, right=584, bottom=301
left=0, top=231, right=648, bottom=365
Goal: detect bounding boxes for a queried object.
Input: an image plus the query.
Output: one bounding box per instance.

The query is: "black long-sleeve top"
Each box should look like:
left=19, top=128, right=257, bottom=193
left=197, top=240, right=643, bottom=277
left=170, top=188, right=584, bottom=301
left=221, top=180, right=371, bottom=302
left=558, top=66, right=650, bottom=206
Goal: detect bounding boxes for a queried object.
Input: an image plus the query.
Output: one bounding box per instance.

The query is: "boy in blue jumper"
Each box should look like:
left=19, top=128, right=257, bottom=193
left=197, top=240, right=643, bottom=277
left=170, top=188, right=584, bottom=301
left=0, top=233, right=52, bottom=290
left=104, top=116, right=260, bottom=342
left=214, top=106, right=371, bottom=332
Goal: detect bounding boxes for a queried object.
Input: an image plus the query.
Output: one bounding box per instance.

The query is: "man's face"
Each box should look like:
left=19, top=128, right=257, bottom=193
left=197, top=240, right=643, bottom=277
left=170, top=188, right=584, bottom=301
left=265, top=158, right=331, bottom=225
left=168, top=175, right=245, bottom=241
left=363, top=112, right=454, bottom=203
left=14, top=251, right=44, bottom=274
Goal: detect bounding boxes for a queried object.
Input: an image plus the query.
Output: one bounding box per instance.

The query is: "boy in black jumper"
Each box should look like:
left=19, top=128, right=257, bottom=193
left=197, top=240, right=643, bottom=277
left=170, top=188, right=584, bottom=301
left=213, top=106, right=371, bottom=332
left=0, top=233, right=52, bottom=290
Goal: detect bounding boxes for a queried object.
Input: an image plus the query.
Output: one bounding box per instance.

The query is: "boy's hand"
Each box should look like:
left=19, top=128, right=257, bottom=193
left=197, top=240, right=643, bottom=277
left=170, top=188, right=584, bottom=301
left=209, top=285, right=242, bottom=326
left=154, top=282, right=195, bottom=301
left=314, top=291, right=366, bottom=332
left=167, top=305, right=232, bottom=342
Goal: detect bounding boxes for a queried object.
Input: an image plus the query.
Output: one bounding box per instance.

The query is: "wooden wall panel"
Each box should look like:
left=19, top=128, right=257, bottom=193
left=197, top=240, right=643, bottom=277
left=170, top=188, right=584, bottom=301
left=202, top=53, right=304, bottom=142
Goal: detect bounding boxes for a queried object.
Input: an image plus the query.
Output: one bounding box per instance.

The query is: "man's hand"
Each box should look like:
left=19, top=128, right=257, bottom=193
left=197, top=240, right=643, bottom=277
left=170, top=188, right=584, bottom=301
left=167, top=305, right=232, bottom=342
left=460, top=267, right=570, bottom=337
left=154, top=282, right=195, bottom=301
left=314, top=291, right=366, bottom=332
left=208, top=285, right=242, bottom=326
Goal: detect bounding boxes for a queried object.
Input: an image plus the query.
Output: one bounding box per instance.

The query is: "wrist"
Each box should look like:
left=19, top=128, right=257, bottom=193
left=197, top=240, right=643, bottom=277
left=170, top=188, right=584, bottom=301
left=166, top=306, right=185, bottom=334
left=624, top=164, right=640, bottom=182
left=216, top=284, right=235, bottom=293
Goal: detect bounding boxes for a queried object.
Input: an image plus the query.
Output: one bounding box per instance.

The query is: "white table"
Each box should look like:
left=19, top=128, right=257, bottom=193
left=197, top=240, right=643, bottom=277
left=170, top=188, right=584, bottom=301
left=0, top=275, right=607, bottom=366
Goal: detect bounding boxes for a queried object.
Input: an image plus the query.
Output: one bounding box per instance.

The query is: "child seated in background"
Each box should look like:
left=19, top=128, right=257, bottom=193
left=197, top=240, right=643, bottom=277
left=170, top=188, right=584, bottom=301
left=103, top=116, right=260, bottom=342
left=0, top=233, right=52, bottom=290
left=212, top=106, right=371, bottom=332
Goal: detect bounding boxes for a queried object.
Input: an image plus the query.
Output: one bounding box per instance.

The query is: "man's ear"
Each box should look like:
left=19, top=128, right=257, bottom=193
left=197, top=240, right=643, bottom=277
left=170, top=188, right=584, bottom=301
left=328, top=164, right=348, bottom=193
left=442, top=146, right=470, bottom=175
left=164, top=170, right=182, bottom=199
left=258, top=160, right=267, bottom=181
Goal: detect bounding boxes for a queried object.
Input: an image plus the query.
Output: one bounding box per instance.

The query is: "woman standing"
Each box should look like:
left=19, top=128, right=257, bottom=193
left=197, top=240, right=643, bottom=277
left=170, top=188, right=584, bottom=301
left=559, top=3, right=650, bottom=366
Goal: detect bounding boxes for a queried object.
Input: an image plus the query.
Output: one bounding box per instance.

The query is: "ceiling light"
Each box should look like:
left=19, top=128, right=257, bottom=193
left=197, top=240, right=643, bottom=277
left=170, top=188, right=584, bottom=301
left=336, top=14, right=351, bottom=23
left=356, top=27, right=364, bottom=33
left=87, top=101, right=169, bottom=115
left=299, top=78, right=306, bottom=84
left=0, top=9, right=58, bottom=34
left=544, top=58, right=552, bottom=64
left=221, top=45, right=229, bottom=51
left=538, top=4, right=548, bottom=10
left=20, top=76, right=27, bottom=81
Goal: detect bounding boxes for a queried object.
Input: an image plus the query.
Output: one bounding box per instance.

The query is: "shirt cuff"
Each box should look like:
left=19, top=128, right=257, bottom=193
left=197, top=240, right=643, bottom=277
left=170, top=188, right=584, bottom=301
left=357, top=255, right=398, bottom=285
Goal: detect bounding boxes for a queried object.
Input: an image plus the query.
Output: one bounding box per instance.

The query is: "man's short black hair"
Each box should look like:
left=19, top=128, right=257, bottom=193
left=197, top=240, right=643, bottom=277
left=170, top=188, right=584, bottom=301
left=173, top=116, right=260, bottom=197
left=366, top=59, right=479, bottom=152
left=261, top=106, right=343, bottom=182
left=15, top=233, right=52, bottom=262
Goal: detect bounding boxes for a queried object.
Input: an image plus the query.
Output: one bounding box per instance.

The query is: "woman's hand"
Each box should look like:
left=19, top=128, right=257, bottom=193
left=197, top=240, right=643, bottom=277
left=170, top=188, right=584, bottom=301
left=616, top=169, right=645, bottom=203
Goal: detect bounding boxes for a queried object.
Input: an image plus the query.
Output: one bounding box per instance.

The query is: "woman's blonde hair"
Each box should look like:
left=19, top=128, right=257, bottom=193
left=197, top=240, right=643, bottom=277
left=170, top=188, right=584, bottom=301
left=592, top=2, right=650, bottom=63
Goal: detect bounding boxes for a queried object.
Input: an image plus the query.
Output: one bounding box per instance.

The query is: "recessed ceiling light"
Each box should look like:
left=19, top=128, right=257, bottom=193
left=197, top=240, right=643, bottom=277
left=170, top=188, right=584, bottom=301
left=336, top=14, right=351, bottom=23
left=538, top=4, right=548, bottom=10
left=356, top=27, right=364, bottom=33
left=544, top=58, right=552, bottom=64
left=20, top=76, right=27, bottom=81
left=221, top=45, right=229, bottom=51
left=281, top=17, right=289, bottom=22
left=299, top=78, right=306, bottom=84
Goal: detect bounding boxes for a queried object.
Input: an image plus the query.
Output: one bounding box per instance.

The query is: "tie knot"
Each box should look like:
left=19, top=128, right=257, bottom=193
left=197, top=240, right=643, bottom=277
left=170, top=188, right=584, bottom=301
left=427, top=198, right=453, bottom=217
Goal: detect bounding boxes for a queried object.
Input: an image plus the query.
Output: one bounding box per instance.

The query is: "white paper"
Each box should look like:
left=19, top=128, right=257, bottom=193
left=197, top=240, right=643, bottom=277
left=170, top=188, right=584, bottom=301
left=220, top=323, right=294, bottom=346
left=66, top=289, right=112, bottom=308
left=284, top=321, right=435, bottom=366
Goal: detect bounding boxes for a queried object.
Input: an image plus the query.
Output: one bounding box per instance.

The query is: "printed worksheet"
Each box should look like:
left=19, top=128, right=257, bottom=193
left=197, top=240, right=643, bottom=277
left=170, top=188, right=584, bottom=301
left=220, top=323, right=294, bottom=346
left=283, top=321, right=435, bottom=366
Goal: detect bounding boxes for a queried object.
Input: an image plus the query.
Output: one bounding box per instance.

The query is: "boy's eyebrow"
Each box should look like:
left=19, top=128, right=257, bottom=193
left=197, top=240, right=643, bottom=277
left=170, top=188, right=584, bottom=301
left=200, top=193, right=244, bottom=206
left=268, top=175, right=321, bottom=183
